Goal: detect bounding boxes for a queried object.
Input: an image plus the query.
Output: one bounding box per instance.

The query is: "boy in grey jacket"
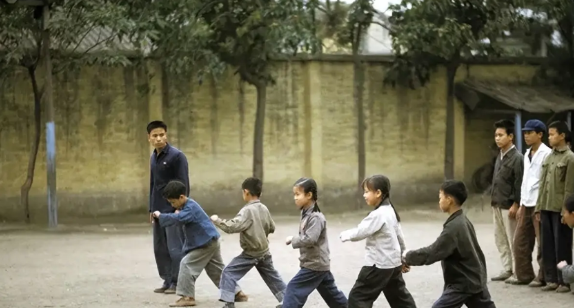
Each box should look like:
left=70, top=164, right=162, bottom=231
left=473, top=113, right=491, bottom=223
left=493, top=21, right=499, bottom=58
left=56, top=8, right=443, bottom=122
left=282, top=178, right=347, bottom=308
left=211, top=177, right=286, bottom=308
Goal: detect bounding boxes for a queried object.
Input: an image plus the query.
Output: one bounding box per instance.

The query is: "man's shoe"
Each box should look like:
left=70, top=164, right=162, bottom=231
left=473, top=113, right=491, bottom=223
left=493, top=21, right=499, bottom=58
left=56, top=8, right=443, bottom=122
left=169, top=297, right=196, bottom=307
left=528, top=279, right=545, bottom=287
left=491, top=271, right=512, bottom=281
left=154, top=285, right=169, bottom=293
left=165, top=284, right=177, bottom=294
left=234, top=291, right=248, bottom=302
left=556, top=285, right=570, bottom=293
left=541, top=283, right=559, bottom=291
left=505, top=276, right=530, bottom=285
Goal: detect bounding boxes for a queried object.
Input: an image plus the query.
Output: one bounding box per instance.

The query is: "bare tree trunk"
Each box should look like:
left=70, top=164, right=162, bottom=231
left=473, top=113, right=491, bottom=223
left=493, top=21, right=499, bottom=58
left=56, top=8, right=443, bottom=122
left=20, top=66, right=42, bottom=223
left=444, top=63, right=459, bottom=180
left=353, top=28, right=366, bottom=209
left=252, top=83, right=266, bottom=180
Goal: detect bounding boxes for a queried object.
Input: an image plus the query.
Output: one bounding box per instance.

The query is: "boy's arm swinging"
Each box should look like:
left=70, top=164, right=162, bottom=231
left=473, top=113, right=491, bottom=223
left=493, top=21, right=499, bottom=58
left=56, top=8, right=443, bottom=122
left=211, top=209, right=253, bottom=234
left=404, top=227, right=457, bottom=266
left=154, top=205, right=196, bottom=227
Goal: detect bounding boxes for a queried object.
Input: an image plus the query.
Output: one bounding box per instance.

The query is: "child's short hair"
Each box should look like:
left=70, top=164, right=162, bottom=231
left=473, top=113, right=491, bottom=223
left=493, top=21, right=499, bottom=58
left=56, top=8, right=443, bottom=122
left=565, top=193, right=574, bottom=213
left=162, top=181, right=187, bottom=199
left=440, top=180, right=468, bottom=205
left=242, top=177, right=262, bottom=197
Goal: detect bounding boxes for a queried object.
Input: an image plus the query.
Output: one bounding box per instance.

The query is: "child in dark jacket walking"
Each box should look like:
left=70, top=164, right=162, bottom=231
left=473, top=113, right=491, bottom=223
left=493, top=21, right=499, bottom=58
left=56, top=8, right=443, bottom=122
left=403, top=180, right=496, bottom=308
left=282, top=178, right=348, bottom=308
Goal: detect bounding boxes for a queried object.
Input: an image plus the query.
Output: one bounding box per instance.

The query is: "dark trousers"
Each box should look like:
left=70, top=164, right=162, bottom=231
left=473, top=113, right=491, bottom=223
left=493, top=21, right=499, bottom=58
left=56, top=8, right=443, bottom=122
left=432, top=286, right=495, bottom=308
left=219, top=253, right=286, bottom=303
left=348, top=265, right=416, bottom=308
left=153, top=218, right=184, bottom=286
left=282, top=268, right=348, bottom=308
left=541, top=210, right=573, bottom=285
left=534, top=215, right=544, bottom=282
left=513, top=206, right=536, bottom=282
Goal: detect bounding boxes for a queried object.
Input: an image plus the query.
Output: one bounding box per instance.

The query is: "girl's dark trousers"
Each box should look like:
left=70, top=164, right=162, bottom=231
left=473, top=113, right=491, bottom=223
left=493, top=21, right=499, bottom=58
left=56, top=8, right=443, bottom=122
left=282, top=267, right=348, bottom=308
left=348, top=265, right=417, bottom=308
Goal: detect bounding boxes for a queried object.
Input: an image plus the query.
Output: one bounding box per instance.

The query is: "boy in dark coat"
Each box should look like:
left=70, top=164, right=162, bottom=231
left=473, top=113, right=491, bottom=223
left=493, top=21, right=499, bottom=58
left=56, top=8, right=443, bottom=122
left=403, top=180, right=496, bottom=308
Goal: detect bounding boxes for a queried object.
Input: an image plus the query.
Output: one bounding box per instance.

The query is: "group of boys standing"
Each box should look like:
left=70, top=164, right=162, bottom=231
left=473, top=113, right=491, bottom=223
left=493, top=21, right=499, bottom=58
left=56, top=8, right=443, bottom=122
left=489, top=118, right=574, bottom=294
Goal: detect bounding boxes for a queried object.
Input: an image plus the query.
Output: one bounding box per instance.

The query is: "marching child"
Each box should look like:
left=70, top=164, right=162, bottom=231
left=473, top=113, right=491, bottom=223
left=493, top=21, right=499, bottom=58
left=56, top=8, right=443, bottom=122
left=282, top=177, right=348, bottom=308
left=152, top=180, right=248, bottom=307
left=556, top=193, right=574, bottom=294
left=340, top=174, right=416, bottom=308
left=210, top=177, right=287, bottom=308
left=403, top=180, right=496, bottom=308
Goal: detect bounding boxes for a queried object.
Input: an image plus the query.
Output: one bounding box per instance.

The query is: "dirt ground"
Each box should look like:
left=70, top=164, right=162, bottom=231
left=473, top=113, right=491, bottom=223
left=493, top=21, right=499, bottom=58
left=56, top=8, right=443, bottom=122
left=1, top=209, right=573, bottom=308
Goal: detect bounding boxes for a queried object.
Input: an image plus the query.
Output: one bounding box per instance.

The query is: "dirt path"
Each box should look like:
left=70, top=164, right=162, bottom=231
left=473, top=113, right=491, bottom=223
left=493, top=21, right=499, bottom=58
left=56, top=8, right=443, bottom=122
left=1, top=211, right=572, bottom=307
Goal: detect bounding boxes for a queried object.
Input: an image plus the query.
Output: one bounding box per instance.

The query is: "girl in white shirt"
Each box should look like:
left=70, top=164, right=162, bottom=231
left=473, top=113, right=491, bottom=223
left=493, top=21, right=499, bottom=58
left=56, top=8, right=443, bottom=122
left=340, top=174, right=417, bottom=308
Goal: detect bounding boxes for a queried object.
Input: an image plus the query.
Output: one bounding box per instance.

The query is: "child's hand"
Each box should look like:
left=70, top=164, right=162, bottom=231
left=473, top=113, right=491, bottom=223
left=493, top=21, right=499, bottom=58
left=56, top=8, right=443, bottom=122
left=152, top=211, right=161, bottom=218
left=401, top=262, right=411, bottom=273
left=285, top=236, right=293, bottom=245
left=557, top=261, right=568, bottom=270
left=210, top=215, right=219, bottom=222
left=175, top=210, right=180, bottom=214
left=339, top=232, right=350, bottom=242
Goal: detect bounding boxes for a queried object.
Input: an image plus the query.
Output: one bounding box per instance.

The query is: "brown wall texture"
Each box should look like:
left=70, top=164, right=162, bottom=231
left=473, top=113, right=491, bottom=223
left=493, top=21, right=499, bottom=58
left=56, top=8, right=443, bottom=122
left=0, top=59, right=539, bottom=221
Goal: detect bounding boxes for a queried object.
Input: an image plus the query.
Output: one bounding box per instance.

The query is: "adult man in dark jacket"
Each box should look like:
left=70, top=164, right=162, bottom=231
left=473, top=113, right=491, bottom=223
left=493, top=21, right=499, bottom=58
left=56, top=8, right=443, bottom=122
left=148, top=120, right=189, bottom=294
left=490, top=119, right=523, bottom=281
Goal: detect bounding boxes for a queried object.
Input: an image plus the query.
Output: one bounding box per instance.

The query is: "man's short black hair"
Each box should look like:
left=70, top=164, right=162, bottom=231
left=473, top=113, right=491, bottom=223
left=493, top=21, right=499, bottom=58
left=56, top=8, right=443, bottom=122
left=147, top=120, right=167, bottom=134
left=565, top=193, right=574, bottom=213
left=548, top=121, right=571, bottom=143
left=162, top=181, right=187, bottom=199
left=440, top=180, right=468, bottom=206
left=494, top=119, right=515, bottom=137
left=242, top=177, right=262, bottom=197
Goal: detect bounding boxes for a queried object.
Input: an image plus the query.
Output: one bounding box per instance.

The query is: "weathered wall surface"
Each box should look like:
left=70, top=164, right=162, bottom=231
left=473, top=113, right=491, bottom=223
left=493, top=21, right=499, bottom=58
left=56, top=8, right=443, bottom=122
left=0, top=59, right=539, bottom=221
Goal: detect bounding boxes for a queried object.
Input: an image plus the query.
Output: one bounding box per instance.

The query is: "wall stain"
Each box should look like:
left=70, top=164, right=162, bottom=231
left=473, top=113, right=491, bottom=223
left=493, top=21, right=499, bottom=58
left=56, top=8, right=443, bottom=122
left=172, top=78, right=193, bottom=151
left=56, top=70, right=81, bottom=156
left=93, top=67, right=113, bottom=150
left=160, top=64, right=171, bottom=134
left=397, top=86, right=409, bottom=153
left=380, top=68, right=388, bottom=153
left=238, top=80, right=245, bottom=155
left=209, top=77, right=220, bottom=157
left=123, top=66, right=136, bottom=141
left=422, top=88, right=431, bottom=148
left=290, top=62, right=299, bottom=148
left=136, top=65, right=151, bottom=159
left=367, top=66, right=376, bottom=141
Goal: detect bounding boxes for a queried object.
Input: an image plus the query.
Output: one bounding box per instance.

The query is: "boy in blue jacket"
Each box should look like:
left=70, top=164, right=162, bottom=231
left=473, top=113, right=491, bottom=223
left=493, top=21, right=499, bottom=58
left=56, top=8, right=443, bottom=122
left=153, top=181, right=248, bottom=307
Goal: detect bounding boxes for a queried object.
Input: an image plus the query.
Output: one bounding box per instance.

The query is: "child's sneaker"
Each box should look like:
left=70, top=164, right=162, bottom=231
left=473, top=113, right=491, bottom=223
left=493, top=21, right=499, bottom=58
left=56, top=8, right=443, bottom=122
left=169, top=297, right=196, bottom=307
left=234, top=291, right=248, bottom=302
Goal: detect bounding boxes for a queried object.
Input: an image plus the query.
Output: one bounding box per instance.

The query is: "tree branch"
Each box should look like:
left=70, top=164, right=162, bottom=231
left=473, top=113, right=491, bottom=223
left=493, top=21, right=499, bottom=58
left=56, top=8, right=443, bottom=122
left=371, top=20, right=394, bottom=33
